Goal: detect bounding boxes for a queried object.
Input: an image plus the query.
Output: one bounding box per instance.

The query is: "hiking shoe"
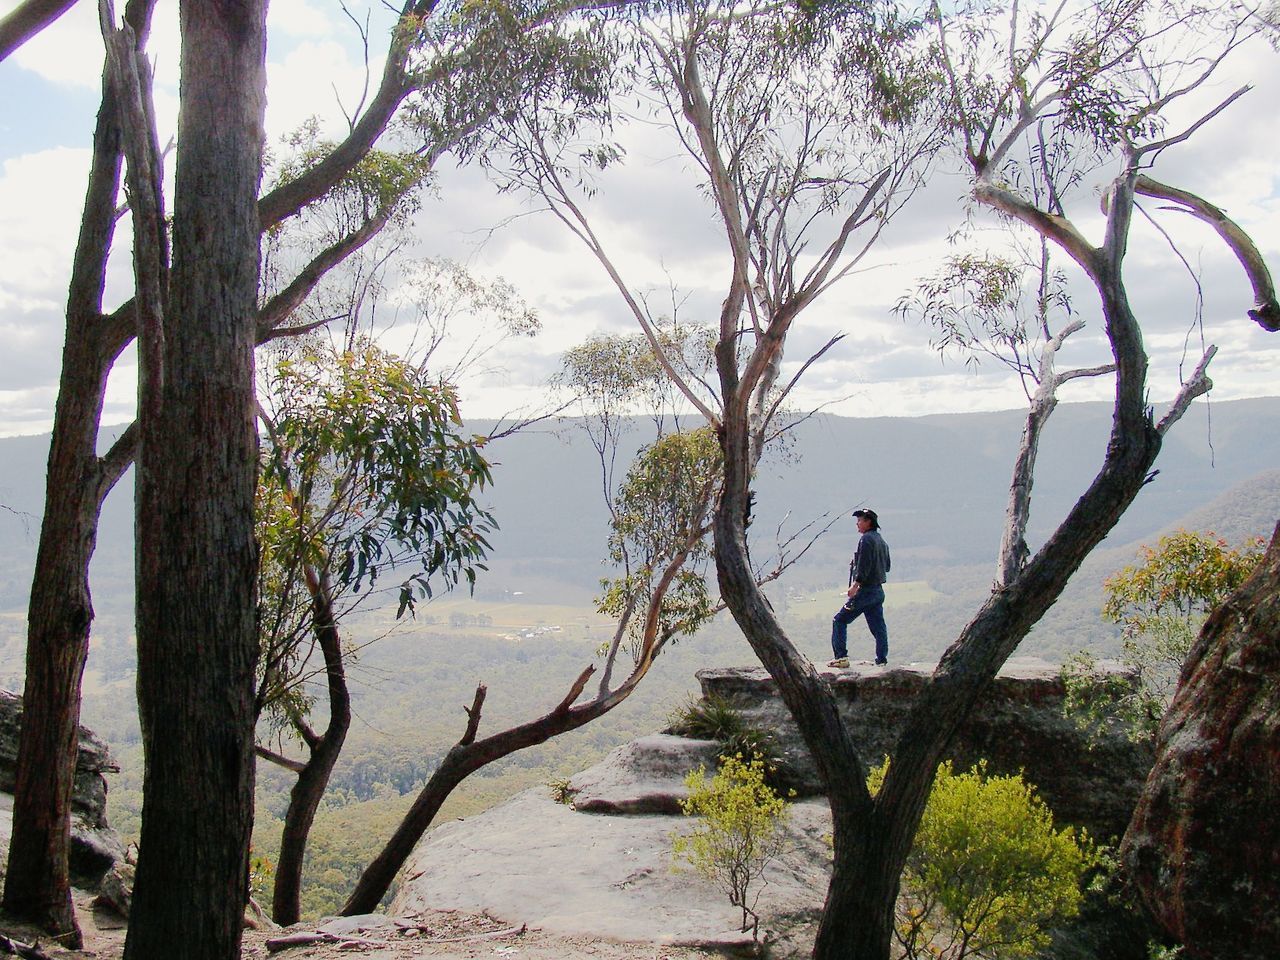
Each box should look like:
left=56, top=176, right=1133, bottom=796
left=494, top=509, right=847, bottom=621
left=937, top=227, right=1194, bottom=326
left=827, top=657, right=849, bottom=668
left=874, top=659, right=888, bottom=666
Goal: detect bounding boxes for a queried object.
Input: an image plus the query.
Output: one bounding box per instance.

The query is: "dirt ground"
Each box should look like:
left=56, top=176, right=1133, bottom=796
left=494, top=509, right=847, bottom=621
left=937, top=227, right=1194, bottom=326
left=0, top=891, right=733, bottom=960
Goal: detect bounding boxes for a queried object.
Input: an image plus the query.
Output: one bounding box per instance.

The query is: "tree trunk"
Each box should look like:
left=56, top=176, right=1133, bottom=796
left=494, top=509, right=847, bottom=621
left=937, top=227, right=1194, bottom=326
left=711, top=389, right=884, bottom=957
left=341, top=673, right=613, bottom=916
left=8, top=0, right=425, bottom=942
left=2, top=343, right=110, bottom=950
left=123, top=3, right=267, bottom=959
left=271, top=573, right=350, bottom=927
left=1, top=55, right=136, bottom=944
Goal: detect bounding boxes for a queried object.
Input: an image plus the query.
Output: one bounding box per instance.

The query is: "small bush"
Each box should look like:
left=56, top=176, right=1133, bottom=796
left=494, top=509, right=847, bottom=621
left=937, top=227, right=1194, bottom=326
left=668, top=692, right=746, bottom=741
left=872, top=759, right=1101, bottom=960
left=547, top=777, right=575, bottom=805
left=668, top=694, right=789, bottom=787
left=673, top=753, right=793, bottom=939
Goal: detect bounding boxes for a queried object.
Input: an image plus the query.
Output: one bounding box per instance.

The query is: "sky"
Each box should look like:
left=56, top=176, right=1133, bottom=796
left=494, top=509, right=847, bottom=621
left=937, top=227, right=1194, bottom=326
left=1, top=0, right=1278, bottom=439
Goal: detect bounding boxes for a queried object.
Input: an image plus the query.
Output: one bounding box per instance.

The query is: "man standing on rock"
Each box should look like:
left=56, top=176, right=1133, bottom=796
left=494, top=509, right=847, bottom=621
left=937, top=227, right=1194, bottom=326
left=828, top=508, right=891, bottom=668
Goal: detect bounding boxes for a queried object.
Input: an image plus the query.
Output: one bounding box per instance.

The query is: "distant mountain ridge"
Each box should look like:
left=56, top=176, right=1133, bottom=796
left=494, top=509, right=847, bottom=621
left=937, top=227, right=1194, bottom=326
left=1, top=397, right=1277, bottom=614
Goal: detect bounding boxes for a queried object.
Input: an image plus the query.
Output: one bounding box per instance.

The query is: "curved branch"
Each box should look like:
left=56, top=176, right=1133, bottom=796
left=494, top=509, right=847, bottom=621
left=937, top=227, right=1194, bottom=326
left=974, top=179, right=1100, bottom=283
left=256, top=0, right=434, bottom=227
left=1135, top=174, right=1280, bottom=332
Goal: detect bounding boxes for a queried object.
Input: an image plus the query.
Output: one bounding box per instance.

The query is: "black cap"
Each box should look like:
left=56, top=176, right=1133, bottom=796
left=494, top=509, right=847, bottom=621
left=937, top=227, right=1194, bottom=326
left=852, top=509, right=879, bottom=528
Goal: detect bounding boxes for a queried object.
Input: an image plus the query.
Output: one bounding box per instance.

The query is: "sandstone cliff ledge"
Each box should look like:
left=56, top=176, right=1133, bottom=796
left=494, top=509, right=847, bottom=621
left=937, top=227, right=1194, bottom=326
left=695, top=657, right=1151, bottom=842
left=392, top=658, right=1150, bottom=953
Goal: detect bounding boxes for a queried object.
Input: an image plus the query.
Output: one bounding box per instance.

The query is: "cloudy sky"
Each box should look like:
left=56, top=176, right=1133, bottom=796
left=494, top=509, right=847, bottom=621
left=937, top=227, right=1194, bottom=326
left=2, top=1, right=1278, bottom=439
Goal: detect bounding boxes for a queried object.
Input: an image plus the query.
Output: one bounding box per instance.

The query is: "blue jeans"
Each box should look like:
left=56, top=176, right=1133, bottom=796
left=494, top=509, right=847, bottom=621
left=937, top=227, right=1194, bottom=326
left=831, top=584, right=888, bottom=662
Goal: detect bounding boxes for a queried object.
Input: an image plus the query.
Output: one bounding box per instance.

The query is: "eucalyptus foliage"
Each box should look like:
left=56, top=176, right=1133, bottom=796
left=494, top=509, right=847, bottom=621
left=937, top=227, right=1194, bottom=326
left=597, top=427, right=721, bottom=659
left=1064, top=529, right=1265, bottom=740
left=256, top=340, right=495, bottom=723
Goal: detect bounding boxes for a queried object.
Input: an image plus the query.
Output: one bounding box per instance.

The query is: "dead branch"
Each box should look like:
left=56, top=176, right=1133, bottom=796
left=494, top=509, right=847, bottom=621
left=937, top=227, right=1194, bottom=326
left=265, top=931, right=389, bottom=953
left=1156, top=346, right=1217, bottom=436
left=393, top=921, right=528, bottom=944
left=254, top=744, right=306, bottom=774
left=554, top=665, right=596, bottom=714
left=0, top=933, right=53, bottom=960
left=459, top=684, right=487, bottom=745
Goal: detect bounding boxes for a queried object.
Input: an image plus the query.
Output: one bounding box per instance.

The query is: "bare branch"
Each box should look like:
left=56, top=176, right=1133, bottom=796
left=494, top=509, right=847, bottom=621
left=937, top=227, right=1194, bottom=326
left=255, top=745, right=307, bottom=774
left=1157, top=345, right=1217, bottom=436
left=256, top=204, right=395, bottom=339
left=554, top=665, right=596, bottom=714
left=975, top=179, right=1100, bottom=282
left=1135, top=174, right=1280, bottom=332
left=264, top=315, right=345, bottom=343
left=459, top=684, right=487, bottom=746
left=1137, top=85, right=1251, bottom=161
left=764, top=333, right=845, bottom=429
left=0, top=0, right=76, bottom=62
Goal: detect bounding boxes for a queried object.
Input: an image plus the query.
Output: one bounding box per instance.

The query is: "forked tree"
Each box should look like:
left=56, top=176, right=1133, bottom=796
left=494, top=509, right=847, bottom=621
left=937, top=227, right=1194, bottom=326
left=501, top=2, right=1277, bottom=959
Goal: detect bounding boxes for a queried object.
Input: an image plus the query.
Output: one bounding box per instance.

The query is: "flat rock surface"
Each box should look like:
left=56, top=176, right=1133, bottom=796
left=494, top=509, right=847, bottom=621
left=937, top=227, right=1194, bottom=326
left=391, top=787, right=831, bottom=952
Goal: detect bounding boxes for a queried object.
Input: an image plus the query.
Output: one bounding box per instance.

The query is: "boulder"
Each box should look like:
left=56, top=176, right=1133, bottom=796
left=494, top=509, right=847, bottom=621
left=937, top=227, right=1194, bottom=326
left=0, top=687, right=126, bottom=886
left=567, top=734, right=720, bottom=814
left=1122, top=525, right=1280, bottom=959
left=697, top=657, right=1151, bottom=841
left=0, top=688, right=117, bottom=828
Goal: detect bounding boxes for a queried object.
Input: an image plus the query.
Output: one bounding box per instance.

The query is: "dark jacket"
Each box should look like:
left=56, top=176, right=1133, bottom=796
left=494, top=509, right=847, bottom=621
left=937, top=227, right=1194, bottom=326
left=850, top=529, right=891, bottom=586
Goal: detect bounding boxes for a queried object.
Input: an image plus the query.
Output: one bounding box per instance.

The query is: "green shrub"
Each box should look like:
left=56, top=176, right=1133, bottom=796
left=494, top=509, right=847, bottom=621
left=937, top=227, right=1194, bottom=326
left=872, top=759, right=1101, bottom=960
left=668, top=692, right=746, bottom=741
left=547, top=776, right=575, bottom=805
left=667, top=694, right=788, bottom=787
left=1064, top=530, right=1264, bottom=742
left=673, top=753, right=793, bottom=939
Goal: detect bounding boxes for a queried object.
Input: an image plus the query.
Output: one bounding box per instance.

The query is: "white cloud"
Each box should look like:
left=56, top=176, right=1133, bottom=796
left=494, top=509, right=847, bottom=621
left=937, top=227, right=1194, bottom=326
left=2, top=2, right=1279, bottom=438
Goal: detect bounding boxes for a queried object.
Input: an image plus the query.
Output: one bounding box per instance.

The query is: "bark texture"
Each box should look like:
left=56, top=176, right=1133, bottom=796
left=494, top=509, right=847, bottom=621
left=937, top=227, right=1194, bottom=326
left=1122, top=522, right=1280, bottom=959
left=122, top=3, right=267, bottom=959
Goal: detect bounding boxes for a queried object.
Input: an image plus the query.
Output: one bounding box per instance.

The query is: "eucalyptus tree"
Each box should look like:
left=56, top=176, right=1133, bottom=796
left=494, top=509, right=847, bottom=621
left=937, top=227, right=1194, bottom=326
left=493, top=1, right=1277, bottom=959
left=4, top=0, right=614, bottom=948
left=104, top=2, right=268, bottom=958
left=492, top=0, right=942, bottom=952
left=254, top=340, right=497, bottom=926
left=850, top=3, right=1278, bottom=958
left=336, top=321, right=834, bottom=913
left=339, top=328, right=724, bottom=914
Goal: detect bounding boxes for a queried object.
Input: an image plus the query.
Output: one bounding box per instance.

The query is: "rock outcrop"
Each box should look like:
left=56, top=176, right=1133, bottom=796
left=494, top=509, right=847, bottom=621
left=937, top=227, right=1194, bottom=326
left=1122, top=524, right=1280, bottom=960
left=393, top=657, right=1153, bottom=955
left=0, top=688, right=126, bottom=886
left=696, top=656, right=1150, bottom=841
